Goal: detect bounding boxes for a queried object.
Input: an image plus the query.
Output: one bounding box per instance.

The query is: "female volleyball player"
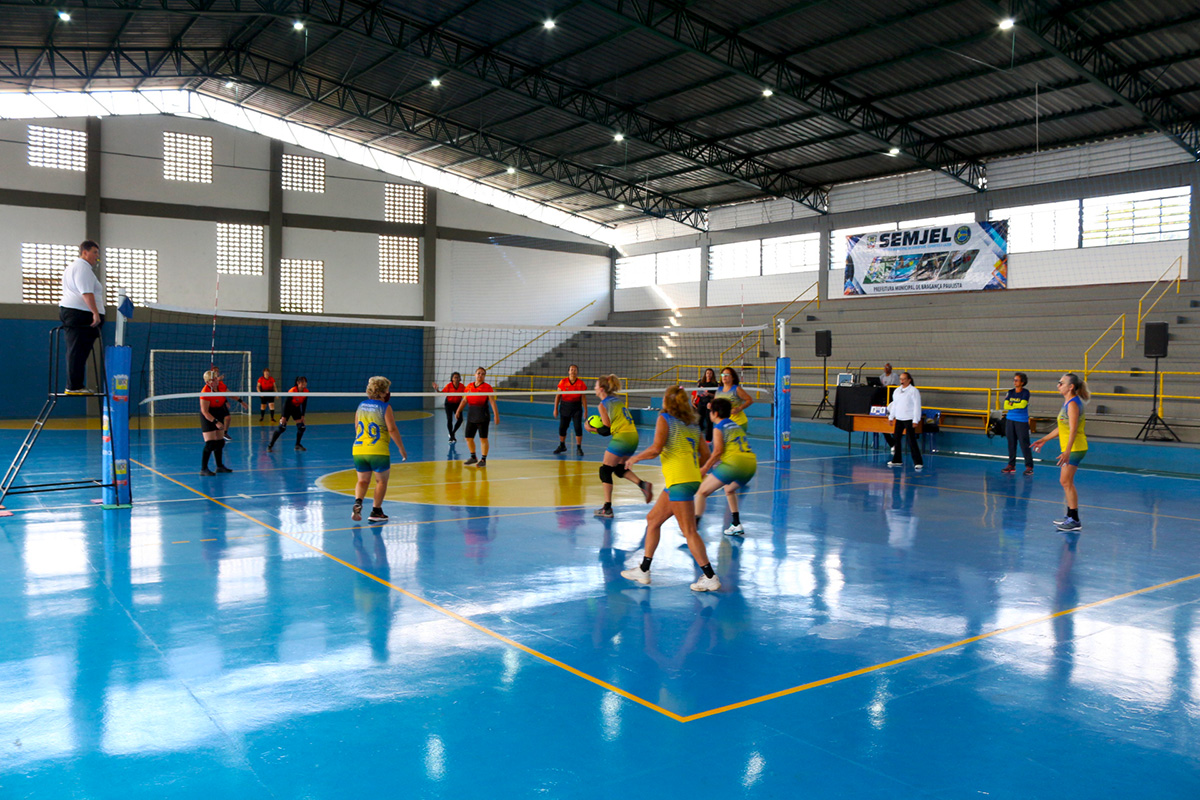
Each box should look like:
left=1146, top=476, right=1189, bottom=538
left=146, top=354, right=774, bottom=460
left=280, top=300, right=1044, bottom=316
left=694, top=367, right=719, bottom=442
left=268, top=377, right=309, bottom=452
left=1033, top=373, right=1088, bottom=532
left=456, top=367, right=499, bottom=467
left=715, top=367, right=754, bottom=432
left=553, top=364, right=588, bottom=456
left=199, top=369, right=232, bottom=475
left=695, top=397, right=757, bottom=536
left=588, top=374, right=653, bottom=518
left=352, top=376, right=408, bottom=523
left=433, top=372, right=465, bottom=443
left=257, top=368, right=277, bottom=422
left=620, top=386, right=720, bottom=592
left=214, top=369, right=248, bottom=442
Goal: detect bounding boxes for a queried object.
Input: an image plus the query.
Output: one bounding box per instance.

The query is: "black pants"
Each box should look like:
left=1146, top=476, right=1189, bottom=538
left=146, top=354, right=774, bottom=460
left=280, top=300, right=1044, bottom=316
left=891, top=420, right=923, bottom=466
left=444, top=403, right=463, bottom=438
left=1006, top=418, right=1033, bottom=468
left=696, top=397, right=713, bottom=440
left=558, top=400, right=583, bottom=438
left=59, top=307, right=103, bottom=391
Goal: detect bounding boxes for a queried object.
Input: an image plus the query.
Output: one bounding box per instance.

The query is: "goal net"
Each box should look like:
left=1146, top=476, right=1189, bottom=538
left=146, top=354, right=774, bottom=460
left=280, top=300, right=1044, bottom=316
left=147, top=349, right=251, bottom=416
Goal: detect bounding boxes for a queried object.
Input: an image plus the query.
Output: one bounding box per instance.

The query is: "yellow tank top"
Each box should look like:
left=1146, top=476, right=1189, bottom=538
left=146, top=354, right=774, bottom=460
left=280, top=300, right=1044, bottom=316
left=353, top=399, right=391, bottom=455
left=601, top=395, right=635, bottom=436
left=1056, top=397, right=1087, bottom=452
left=716, top=385, right=748, bottom=427
left=660, top=413, right=701, bottom=487
left=716, top=419, right=756, bottom=469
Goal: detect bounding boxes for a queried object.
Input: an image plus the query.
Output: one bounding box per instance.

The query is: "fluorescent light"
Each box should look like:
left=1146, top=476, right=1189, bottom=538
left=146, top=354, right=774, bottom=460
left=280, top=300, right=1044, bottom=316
left=58, top=11, right=71, bottom=22
left=543, top=19, right=556, bottom=30
left=430, top=77, right=441, bottom=88
left=762, top=88, right=773, bottom=97
left=888, top=147, right=900, bottom=156
left=293, top=20, right=305, bottom=31
left=999, top=18, right=1015, bottom=30
left=224, top=81, right=236, bottom=89
left=505, top=166, right=516, bottom=174
left=613, top=132, right=624, bottom=142
left=616, top=204, right=625, bottom=210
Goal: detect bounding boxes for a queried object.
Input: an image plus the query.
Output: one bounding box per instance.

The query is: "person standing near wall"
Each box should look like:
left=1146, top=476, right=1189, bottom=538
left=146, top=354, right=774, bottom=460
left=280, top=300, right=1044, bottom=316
left=887, top=371, right=924, bottom=471
left=553, top=364, right=588, bottom=456
left=1002, top=372, right=1034, bottom=475
left=1033, top=373, right=1088, bottom=532
left=59, top=240, right=104, bottom=395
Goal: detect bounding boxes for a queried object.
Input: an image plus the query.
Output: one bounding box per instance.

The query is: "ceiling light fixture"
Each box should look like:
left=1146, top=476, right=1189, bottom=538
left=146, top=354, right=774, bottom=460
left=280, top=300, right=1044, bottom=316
left=430, top=77, right=442, bottom=88
left=293, top=20, right=305, bottom=31
left=999, top=18, right=1015, bottom=30
left=506, top=166, right=516, bottom=174
left=58, top=11, right=71, bottom=21
left=762, top=88, right=773, bottom=98
left=224, top=80, right=236, bottom=88
left=543, top=19, right=556, bottom=30
left=617, top=204, right=625, bottom=210
left=888, top=147, right=901, bottom=156
left=613, top=132, right=624, bottom=142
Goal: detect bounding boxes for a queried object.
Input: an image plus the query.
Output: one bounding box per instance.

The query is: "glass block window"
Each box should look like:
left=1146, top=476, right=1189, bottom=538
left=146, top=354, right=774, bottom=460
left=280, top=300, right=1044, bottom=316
left=1082, top=187, right=1190, bottom=247
left=709, top=240, right=761, bottom=281
left=616, top=249, right=701, bottom=287
left=104, top=248, right=158, bottom=306
left=385, top=183, right=425, bottom=223
left=216, top=224, right=264, bottom=275
left=282, top=154, right=325, bottom=193
left=163, top=131, right=213, bottom=183
left=281, top=259, right=324, bottom=313
left=21, top=243, right=75, bottom=304
left=28, top=125, right=86, bottom=171
left=762, top=232, right=820, bottom=275
left=379, top=235, right=419, bottom=283
left=991, top=201, right=1080, bottom=253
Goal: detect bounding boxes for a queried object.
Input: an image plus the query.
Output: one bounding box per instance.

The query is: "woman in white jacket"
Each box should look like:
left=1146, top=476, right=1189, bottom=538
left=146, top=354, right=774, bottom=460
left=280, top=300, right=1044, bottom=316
left=887, top=371, right=924, bottom=471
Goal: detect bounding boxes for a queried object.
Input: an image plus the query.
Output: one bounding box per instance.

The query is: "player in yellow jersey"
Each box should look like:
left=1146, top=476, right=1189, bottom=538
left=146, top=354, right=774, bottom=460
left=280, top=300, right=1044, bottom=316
left=621, top=386, right=720, bottom=592
left=1033, top=373, right=1088, bottom=532
left=715, top=366, right=754, bottom=430
left=695, top=397, right=757, bottom=536
left=352, top=376, right=408, bottom=523
left=586, top=374, right=652, bottom=518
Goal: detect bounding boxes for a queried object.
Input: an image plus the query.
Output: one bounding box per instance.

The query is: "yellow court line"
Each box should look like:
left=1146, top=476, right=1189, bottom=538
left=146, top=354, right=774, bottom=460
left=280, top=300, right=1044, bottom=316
left=682, top=568, right=1200, bottom=722
left=130, top=458, right=687, bottom=723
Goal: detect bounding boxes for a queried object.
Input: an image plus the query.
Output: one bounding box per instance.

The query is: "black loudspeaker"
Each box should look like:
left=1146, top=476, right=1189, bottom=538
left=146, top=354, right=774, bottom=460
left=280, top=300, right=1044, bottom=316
left=1144, top=322, right=1169, bottom=359
left=815, top=330, right=832, bottom=358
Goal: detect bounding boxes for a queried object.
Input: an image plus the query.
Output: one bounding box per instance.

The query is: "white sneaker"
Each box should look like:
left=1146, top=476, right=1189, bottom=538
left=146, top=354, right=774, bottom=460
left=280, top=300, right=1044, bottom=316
left=914, top=465, right=923, bottom=472
left=723, top=523, right=745, bottom=536
left=620, top=567, right=651, bottom=586
left=887, top=461, right=899, bottom=468
left=690, top=574, right=721, bottom=592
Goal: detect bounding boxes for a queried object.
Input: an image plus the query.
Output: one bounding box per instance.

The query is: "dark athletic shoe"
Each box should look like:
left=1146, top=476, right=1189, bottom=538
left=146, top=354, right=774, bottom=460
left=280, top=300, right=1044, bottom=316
left=368, top=508, right=388, bottom=523
left=1001, top=465, right=1016, bottom=474
left=216, top=466, right=233, bottom=473
left=594, top=506, right=614, bottom=519
left=576, top=446, right=584, bottom=456
left=295, top=444, right=307, bottom=451
left=200, top=468, right=215, bottom=476
left=553, top=443, right=567, bottom=454
left=464, top=455, right=478, bottom=465
left=477, top=457, right=487, bottom=467
left=351, top=501, right=363, bottom=522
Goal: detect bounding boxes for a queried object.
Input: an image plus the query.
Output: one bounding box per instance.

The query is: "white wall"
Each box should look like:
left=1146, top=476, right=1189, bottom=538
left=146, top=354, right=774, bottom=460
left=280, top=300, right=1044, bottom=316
left=101, top=116, right=270, bottom=211
left=282, top=144, right=407, bottom=221
left=1010, top=240, right=1188, bottom=289
left=437, top=191, right=600, bottom=244
left=0, top=205, right=87, bottom=303
left=102, top=214, right=265, bottom=310
left=614, top=282, right=700, bottom=312
left=0, top=118, right=88, bottom=195
left=433, top=239, right=609, bottom=381
left=707, top=270, right=820, bottom=308
left=284, top=227, right=423, bottom=317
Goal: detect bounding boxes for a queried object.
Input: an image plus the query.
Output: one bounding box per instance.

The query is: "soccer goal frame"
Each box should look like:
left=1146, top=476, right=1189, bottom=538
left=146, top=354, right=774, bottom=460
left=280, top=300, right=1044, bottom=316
left=147, top=349, right=252, bottom=416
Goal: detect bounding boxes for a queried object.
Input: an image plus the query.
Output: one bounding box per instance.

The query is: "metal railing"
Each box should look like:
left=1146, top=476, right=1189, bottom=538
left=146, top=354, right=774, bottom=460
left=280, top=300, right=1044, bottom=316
left=714, top=280, right=819, bottom=368
left=1136, top=255, right=1183, bottom=340
left=1083, top=314, right=1125, bottom=379
left=486, top=300, right=596, bottom=372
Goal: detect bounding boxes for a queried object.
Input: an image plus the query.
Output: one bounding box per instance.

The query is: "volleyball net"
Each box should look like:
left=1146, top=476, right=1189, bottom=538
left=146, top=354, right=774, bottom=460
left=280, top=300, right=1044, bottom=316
left=134, top=304, right=772, bottom=415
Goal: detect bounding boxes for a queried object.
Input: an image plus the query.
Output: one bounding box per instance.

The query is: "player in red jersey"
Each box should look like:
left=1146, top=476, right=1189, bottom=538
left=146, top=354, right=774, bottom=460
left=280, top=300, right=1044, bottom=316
left=455, top=367, right=499, bottom=467
left=269, top=377, right=309, bottom=452
left=256, top=368, right=277, bottom=422
left=553, top=364, right=588, bottom=456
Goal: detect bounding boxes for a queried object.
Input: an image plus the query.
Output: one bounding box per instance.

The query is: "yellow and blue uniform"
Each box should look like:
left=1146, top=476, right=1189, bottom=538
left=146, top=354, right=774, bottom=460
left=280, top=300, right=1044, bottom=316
left=716, top=385, right=748, bottom=428
left=353, top=398, right=392, bottom=472
left=712, top=418, right=756, bottom=487
left=660, top=412, right=702, bottom=500
left=602, top=395, right=638, bottom=458
left=1057, top=396, right=1087, bottom=465
left=1003, top=388, right=1030, bottom=422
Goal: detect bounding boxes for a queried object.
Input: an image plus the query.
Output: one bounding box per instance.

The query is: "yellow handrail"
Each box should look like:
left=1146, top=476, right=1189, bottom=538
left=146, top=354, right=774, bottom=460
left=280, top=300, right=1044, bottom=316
left=1083, top=313, right=1125, bottom=379
left=781, top=280, right=821, bottom=327
left=715, top=281, right=818, bottom=366
left=487, top=300, right=596, bottom=371
left=1136, top=256, right=1183, bottom=340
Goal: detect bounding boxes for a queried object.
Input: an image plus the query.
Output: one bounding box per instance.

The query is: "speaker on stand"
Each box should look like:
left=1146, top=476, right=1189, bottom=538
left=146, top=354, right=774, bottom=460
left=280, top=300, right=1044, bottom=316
left=812, top=330, right=832, bottom=418
left=1136, top=322, right=1180, bottom=442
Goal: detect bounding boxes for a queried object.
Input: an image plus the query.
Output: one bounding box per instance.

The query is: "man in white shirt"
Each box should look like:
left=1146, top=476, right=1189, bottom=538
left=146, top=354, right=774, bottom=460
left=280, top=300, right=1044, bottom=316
left=59, top=240, right=104, bottom=394
left=886, top=371, right=924, bottom=470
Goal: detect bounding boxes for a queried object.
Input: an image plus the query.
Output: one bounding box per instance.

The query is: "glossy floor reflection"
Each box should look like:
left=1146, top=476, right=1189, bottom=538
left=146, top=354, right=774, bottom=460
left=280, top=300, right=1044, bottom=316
left=2, top=416, right=1199, bottom=798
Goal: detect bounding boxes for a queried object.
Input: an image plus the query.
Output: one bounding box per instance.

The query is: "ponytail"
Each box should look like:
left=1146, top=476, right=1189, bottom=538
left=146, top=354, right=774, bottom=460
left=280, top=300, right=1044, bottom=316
left=1062, top=372, right=1089, bottom=401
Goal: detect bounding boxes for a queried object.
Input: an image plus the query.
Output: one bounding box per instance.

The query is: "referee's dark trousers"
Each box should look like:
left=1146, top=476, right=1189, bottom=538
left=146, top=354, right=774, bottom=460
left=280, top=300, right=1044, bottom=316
left=59, top=306, right=103, bottom=391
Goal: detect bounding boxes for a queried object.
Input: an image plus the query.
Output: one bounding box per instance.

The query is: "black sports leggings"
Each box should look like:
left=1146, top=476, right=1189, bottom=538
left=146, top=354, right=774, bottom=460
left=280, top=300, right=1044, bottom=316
left=558, top=400, right=583, bottom=438
left=444, top=402, right=463, bottom=438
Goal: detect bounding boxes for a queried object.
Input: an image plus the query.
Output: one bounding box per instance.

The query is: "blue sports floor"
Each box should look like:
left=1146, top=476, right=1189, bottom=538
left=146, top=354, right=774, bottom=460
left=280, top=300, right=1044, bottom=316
left=2, top=412, right=1199, bottom=799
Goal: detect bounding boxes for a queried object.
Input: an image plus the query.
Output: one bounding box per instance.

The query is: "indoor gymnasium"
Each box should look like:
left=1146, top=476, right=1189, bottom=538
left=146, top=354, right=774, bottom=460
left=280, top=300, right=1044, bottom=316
left=2, top=1, right=1200, bottom=797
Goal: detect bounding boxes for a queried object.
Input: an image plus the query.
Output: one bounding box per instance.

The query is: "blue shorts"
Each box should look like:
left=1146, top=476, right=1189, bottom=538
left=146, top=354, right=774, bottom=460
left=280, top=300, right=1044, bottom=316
left=1066, top=450, right=1086, bottom=466
left=666, top=481, right=701, bottom=501
left=353, top=454, right=391, bottom=473
left=712, top=462, right=755, bottom=487
left=606, top=432, right=638, bottom=459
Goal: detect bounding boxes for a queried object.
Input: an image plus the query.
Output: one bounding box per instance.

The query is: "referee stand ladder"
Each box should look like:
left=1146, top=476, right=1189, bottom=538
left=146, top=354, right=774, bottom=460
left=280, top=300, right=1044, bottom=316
left=1, top=308, right=128, bottom=506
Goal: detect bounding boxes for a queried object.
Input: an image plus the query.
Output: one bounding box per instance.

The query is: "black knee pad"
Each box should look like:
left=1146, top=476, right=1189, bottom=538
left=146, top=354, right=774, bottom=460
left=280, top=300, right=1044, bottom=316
left=297, top=422, right=306, bottom=432
left=277, top=420, right=288, bottom=431
left=613, top=464, right=627, bottom=479
left=599, top=465, right=614, bottom=484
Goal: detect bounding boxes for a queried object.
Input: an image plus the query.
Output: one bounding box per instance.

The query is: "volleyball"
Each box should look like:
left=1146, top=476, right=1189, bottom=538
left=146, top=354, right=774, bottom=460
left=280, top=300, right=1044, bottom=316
left=587, top=415, right=610, bottom=435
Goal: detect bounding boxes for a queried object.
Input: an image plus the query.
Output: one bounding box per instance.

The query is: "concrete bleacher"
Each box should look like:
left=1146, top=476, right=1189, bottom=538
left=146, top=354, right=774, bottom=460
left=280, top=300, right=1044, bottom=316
left=501, top=278, right=1200, bottom=442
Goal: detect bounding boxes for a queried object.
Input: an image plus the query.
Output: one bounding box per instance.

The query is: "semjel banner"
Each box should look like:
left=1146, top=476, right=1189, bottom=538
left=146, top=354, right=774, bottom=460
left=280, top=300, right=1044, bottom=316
left=842, top=220, right=1008, bottom=296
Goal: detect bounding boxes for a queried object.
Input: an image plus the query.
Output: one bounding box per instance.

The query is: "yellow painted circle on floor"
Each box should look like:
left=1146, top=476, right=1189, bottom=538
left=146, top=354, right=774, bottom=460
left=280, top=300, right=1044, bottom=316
left=317, top=458, right=666, bottom=508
